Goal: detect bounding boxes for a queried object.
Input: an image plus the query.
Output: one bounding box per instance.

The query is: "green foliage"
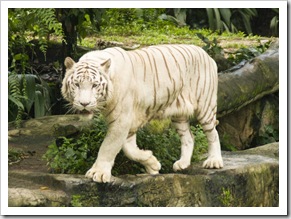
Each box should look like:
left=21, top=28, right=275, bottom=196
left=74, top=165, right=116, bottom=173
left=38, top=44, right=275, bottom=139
left=70, top=195, right=83, bottom=207
left=9, top=8, right=63, bottom=68
left=43, top=137, right=91, bottom=174
left=43, top=115, right=107, bottom=174
left=8, top=72, right=25, bottom=125
left=256, top=125, right=279, bottom=146
left=196, top=33, right=224, bottom=58
left=136, top=123, right=181, bottom=173
left=219, top=187, right=234, bottom=207
left=270, top=9, right=279, bottom=36
left=190, top=125, right=209, bottom=161
left=231, top=9, right=258, bottom=34
left=29, top=8, right=64, bottom=56
left=70, top=193, right=100, bottom=207
left=159, top=9, right=187, bottom=27
left=8, top=9, right=62, bottom=123
left=101, top=8, right=174, bottom=36
left=8, top=72, right=52, bottom=124
left=43, top=116, right=208, bottom=175
left=204, top=8, right=258, bottom=34
left=227, top=40, right=271, bottom=65
left=197, top=33, right=271, bottom=69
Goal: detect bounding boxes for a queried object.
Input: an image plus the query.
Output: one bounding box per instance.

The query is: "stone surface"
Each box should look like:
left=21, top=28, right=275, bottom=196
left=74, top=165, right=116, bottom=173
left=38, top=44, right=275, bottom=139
left=217, top=93, right=279, bottom=150
left=8, top=142, right=279, bottom=207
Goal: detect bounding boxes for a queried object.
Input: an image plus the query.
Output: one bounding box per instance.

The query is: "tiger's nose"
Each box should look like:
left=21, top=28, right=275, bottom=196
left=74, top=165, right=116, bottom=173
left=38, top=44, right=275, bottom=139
left=80, top=102, right=90, bottom=107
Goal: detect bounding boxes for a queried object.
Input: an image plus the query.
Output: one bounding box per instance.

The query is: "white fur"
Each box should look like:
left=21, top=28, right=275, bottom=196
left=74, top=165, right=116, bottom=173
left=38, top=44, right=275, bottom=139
left=62, top=45, right=223, bottom=183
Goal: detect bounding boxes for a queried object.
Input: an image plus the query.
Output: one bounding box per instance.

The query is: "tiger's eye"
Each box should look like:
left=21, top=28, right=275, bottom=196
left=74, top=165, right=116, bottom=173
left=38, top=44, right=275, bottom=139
left=92, top=83, right=99, bottom=88
left=75, top=83, right=80, bottom=88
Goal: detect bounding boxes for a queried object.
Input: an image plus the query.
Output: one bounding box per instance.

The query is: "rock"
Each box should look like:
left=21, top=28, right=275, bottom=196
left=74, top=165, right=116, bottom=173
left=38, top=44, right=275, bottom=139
left=8, top=142, right=279, bottom=207
left=217, top=93, right=279, bottom=150
left=9, top=114, right=94, bottom=138
left=8, top=188, right=68, bottom=207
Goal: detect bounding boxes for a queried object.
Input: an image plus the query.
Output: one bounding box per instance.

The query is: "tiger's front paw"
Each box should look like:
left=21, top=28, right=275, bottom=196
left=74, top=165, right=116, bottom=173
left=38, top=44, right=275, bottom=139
left=203, top=156, right=223, bottom=169
left=85, top=163, right=112, bottom=183
left=173, top=159, right=190, bottom=172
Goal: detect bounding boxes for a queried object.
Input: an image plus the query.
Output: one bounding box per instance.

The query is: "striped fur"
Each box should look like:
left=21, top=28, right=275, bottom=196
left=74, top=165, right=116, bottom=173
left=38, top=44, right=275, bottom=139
left=62, top=44, right=223, bottom=183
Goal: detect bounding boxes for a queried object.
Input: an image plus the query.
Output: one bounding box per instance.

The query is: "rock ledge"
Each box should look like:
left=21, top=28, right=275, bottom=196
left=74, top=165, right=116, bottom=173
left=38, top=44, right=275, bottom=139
left=8, top=142, right=279, bottom=207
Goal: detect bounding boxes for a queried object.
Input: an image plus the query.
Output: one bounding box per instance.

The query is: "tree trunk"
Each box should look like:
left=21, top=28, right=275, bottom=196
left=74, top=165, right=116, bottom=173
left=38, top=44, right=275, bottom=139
left=216, top=39, right=279, bottom=150
left=217, top=39, right=279, bottom=118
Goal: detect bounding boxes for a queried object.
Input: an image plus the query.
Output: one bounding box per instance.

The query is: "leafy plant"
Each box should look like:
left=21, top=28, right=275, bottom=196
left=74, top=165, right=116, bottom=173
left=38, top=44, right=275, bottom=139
left=159, top=9, right=187, bottom=27
left=43, top=115, right=107, bottom=174
left=197, top=32, right=271, bottom=71
left=270, top=8, right=279, bottom=36
left=196, top=33, right=233, bottom=71
left=196, top=33, right=224, bottom=58
left=169, top=8, right=258, bottom=34
left=29, top=8, right=64, bottom=57
left=9, top=8, right=64, bottom=68
left=205, top=8, right=258, bottom=34
left=43, top=116, right=208, bottom=175
left=206, top=8, right=232, bottom=33
left=227, top=40, right=271, bottom=66
left=8, top=72, right=25, bottom=125
left=8, top=72, right=52, bottom=124
left=230, top=8, right=258, bottom=34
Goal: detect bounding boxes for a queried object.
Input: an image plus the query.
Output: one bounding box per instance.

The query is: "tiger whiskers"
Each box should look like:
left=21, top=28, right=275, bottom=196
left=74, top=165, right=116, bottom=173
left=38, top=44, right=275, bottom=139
left=63, top=103, right=78, bottom=115
left=94, top=97, right=107, bottom=111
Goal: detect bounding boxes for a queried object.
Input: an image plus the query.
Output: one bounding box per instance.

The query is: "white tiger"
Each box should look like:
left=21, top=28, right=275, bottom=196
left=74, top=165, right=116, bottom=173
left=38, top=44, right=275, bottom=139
left=62, top=44, right=223, bottom=183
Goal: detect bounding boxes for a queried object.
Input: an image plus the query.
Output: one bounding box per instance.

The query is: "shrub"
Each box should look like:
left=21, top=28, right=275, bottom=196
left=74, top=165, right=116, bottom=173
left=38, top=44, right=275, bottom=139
left=43, top=116, right=208, bottom=175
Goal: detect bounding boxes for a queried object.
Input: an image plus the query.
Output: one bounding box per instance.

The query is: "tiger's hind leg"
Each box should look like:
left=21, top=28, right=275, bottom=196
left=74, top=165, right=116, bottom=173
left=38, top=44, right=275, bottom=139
left=122, top=133, right=161, bottom=174
left=172, top=117, right=194, bottom=172
left=200, top=116, right=223, bottom=169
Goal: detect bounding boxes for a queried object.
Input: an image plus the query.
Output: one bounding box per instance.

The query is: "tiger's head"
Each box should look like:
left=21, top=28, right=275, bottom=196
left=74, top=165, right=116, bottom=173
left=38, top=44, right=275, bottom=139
left=61, top=57, right=112, bottom=113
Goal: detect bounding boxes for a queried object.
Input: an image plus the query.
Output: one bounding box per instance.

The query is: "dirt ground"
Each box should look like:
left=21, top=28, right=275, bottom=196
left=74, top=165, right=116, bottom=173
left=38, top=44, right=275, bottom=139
left=8, top=134, right=52, bottom=173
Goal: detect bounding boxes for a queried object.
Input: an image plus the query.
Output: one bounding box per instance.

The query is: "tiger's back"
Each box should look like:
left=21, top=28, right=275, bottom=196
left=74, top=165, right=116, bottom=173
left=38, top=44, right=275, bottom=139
left=83, top=45, right=218, bottom=126
left=130, top=45, right=218, bottom=123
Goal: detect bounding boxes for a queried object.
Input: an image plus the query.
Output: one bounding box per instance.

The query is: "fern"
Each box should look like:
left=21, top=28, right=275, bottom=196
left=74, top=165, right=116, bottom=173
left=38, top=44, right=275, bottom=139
left=30, top=8, right=64, bottom=57
left=8, top=72, right=25, bottom=126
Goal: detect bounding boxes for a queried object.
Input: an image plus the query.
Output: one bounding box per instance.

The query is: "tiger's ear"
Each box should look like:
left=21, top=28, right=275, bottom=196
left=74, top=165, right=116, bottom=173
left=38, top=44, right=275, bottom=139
left=64, top=57, right=75, bottom=70
left=100, top=58, right=111, bottom=74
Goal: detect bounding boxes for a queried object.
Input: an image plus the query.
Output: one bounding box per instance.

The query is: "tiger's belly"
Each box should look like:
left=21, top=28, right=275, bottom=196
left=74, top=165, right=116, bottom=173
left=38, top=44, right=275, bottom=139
left=129, top=93, right=196, bottom=134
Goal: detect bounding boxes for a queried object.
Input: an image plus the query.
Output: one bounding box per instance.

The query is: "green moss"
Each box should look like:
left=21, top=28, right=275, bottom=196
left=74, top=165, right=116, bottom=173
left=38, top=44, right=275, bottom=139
left=70, top=193, right=100, bottom=207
